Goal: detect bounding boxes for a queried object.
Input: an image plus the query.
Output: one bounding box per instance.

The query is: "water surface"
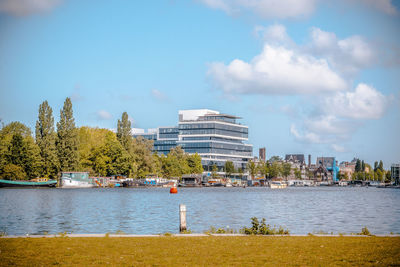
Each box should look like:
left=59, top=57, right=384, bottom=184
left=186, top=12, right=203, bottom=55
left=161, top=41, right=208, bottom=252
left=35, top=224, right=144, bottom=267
left=0, top=187, right=399, bottom=235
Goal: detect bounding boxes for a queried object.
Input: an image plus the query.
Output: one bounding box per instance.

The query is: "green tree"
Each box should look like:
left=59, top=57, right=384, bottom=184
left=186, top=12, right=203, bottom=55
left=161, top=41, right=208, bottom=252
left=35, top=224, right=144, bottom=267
left=361, top=160, right=365, bottom=172
left=2, top=164, right=26, bottom=180
left=117, top=112, right=132, bottom=151
left=0, top=122, right=42, bottom=180
left=225, top=161, right=235, bottom=178
left=374, top=161, right=378, bottom=172
left=294, top=168, right=301, bottom=179
left=187, top=153, right=203, bottom=174
left=269, top=156, right=282, bottom=162
left=211, top=164, right=218, bottom=179
left=9, top=134, right=25, bottom=166
left=281, top=162, right=291, bottom=179
left=376, top=169, right=384, bottom=182
left=130, top=136, right=157, bottom=177
left=56, top=97, right=79, bottom=171
left=269, top=161, right=281, bottom=178
left=35, top=100, right=58, bottom=178
left=378, top=160, right=384, bottom=172
left=385, top=170, right=391, bottom=182
left=355, top=159, right=361, bottom=172
left=90, top=132, right=130, bottom=176
left=247, top=160, right=257, bottom=179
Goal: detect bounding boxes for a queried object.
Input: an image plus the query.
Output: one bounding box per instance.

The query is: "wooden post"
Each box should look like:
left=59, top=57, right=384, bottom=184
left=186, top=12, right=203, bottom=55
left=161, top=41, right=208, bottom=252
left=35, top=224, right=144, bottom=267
left=179, top=204, right=187, bottom=232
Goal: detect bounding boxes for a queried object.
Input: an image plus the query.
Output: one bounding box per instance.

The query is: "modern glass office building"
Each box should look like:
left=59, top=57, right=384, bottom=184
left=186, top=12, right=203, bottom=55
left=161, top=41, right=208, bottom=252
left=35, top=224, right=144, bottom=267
left=132, top=109, right=253, bottom=173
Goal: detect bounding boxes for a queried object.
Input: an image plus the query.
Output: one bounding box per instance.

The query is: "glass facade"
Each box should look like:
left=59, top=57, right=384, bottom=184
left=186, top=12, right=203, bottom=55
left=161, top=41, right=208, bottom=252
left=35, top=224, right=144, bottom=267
left=132, top=110, right=253, bottom=174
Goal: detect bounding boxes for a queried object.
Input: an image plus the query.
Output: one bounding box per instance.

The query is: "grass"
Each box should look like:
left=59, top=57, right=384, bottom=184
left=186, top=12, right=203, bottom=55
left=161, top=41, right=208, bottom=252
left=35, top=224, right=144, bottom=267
left=1, top=236, right=399, bottom=266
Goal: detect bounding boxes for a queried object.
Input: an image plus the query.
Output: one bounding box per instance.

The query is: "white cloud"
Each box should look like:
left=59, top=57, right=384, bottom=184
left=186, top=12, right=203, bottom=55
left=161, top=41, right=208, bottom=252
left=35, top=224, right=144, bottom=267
left=290, top=124, right=322, bottom=144
left=324, top=83, right=388, bottom=119
left=198, top=0, right=316, bottom=19
left=309, top=28, right=375, bottom=75
left=151, top=89, right=170, bottom=102
left=208, top=44, right=347, bottom=95
left=254, top=24, right=293, bottom=46
left=290, top=83, right=389, bottom=145
left=0, top=0, right=61, bottom=16
left=97, top=110, right=112, bottom=120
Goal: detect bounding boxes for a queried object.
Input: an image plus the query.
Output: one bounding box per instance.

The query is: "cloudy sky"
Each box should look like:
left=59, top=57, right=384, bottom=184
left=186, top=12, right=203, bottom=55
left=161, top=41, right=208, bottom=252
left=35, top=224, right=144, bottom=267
left=0, top=0, right=399, bottom=167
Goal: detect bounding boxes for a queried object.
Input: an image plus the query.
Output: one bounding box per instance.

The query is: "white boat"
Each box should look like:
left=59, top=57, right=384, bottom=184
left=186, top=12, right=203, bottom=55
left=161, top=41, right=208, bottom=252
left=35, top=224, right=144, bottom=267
left=270, top=181, right=287, bottom=189
left=60, top=172, right=96, bottom=188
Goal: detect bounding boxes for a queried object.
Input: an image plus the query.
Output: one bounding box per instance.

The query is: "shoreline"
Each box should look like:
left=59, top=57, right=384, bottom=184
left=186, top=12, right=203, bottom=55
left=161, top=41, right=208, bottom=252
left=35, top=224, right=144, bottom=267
left=2, top=233, right=400, bottom=238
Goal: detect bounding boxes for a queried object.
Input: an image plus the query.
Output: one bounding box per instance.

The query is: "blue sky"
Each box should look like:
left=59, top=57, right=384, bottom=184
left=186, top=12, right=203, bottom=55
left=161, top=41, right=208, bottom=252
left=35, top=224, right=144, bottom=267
left=0, top=0, right=399, bottom=167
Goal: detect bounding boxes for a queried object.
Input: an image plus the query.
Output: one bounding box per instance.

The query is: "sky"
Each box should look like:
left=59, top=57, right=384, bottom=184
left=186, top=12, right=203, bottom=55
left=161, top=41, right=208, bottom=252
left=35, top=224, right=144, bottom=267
left=0, top=0, right=399, bottom=167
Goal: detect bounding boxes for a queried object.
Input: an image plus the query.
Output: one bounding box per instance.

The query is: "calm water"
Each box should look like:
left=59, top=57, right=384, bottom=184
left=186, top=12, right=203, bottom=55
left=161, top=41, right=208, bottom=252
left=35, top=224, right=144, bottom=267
left=0, top=187, right=399, bottom=235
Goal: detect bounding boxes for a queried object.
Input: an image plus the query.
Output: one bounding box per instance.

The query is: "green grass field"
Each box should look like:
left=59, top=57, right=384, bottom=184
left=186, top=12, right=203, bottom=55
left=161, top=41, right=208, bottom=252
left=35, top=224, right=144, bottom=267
left=1, top=236, right=399, bottom=266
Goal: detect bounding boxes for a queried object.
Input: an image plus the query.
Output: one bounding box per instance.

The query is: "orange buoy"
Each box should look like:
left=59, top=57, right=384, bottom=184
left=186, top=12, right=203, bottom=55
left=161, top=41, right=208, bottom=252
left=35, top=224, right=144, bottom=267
left=170, top=187, right=178, bottom=194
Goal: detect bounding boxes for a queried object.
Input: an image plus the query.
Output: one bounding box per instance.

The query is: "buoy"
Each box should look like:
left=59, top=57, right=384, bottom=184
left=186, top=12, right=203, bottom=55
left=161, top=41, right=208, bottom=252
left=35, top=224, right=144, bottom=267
left=170, top=187, right=178, bottom=194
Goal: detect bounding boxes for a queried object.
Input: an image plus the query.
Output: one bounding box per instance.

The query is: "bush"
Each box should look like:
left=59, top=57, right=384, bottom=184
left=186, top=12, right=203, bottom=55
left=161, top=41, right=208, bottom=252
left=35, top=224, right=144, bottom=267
left=359, top=227, right=371, bottom=236
left=241, top=217, right=289, bottom=235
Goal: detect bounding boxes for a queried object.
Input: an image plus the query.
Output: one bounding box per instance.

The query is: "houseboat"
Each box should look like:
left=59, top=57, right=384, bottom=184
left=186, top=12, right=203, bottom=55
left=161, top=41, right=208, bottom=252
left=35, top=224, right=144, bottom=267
left=269, top=181, right=287, bottom=189
left=60, top=172, right=95, bottom=188
left=0, top=178, right=57, bottom=188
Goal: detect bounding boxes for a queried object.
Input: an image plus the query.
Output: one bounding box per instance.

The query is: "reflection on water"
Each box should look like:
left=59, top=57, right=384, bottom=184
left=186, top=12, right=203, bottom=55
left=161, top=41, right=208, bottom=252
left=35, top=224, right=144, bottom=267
left=0, top=187, right=399, bottom=235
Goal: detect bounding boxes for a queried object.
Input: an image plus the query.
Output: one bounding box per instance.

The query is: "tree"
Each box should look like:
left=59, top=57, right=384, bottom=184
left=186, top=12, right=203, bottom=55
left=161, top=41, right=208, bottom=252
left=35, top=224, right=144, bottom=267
left=130, top=136, right=157, bottom=177
left=385, top=170, right=391, bottom=182
left=90, top=131, right=130, bottom=177
left=269, top=161, right=281, bottom=178
left=294, top=168, right=301, bottom=179
left=56, top=97, right=79, bottom=171
left=378, top=160, right=384, bottom=172
left=2, top=164, right=26, bottom=180
left=35, top=100, right=58, bottom=178
left=187, top=153, right=203, bottom=174
left=355, top=159, right=361, bottom=172
left=247, top=160, right=257, bottom=179
left=9, top=134, right=25, bottom=166
left=225, top=161, right=235, bottom=178
left=376, top=169, right=384, bottom=182
left=361, top=160, right=365, bottom=172
left=269, top=156, right=282, bottom=162
left=281, top=163, right=291, bottom=179
left=374, top=161, right=378, bottom=172
left=0, top=122, right=42, bottom=180
left=211, top=164, right=218, bottom=179
left=117, top=112, right=132, bottom=151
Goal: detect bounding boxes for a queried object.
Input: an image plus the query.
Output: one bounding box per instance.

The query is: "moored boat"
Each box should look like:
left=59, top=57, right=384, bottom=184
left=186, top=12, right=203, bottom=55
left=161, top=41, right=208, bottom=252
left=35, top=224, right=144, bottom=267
left=269, top=181, right=287, bottom=189
left=0, top=179, right=57, bottom=188
left=60, top=172, right=95, bottom=188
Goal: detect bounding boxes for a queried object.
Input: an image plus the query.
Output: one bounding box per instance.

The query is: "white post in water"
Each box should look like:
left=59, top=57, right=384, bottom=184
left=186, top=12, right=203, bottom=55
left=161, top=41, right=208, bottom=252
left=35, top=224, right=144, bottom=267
left=179, top=204, right=187, bottom=232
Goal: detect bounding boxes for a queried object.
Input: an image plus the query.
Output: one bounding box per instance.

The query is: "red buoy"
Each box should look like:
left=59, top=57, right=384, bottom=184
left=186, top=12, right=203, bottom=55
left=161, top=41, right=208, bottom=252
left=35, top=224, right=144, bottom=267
left=170, top=187, right=178, bottom=194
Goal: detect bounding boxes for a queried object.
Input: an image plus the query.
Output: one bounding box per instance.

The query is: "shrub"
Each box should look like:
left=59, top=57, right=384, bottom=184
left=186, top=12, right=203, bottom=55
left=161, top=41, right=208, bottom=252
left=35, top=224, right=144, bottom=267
left=359, top=227, right=371, bottom=236
left=241, top=217, right=289, bottom=235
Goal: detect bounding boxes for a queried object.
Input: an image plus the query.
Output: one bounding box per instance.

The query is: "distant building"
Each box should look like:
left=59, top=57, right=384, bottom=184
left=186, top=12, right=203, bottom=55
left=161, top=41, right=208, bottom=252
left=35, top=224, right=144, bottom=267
left=315, top=157, right=339, bottom=182
left=391, top=163, right=400, bottom=185
left=285, top=154, right=306, bottom=179
left=259, top=147, right=266, bottom=162
left=339, top=161, right=356, bottom=179
left=133, top=109, right=253, bottom=176
left=285, top=154, right=305, bottom=164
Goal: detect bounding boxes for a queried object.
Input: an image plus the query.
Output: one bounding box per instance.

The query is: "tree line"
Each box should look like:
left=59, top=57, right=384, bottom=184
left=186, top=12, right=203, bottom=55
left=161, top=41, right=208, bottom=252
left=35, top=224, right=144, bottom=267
left=349, top=159, right=391, bottom=182
left=0, top=98, right=203, bottom=180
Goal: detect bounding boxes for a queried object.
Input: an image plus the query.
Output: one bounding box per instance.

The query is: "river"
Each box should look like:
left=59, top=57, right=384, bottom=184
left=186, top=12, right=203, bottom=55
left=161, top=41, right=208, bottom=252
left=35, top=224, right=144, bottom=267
left=0, top=187, right=399, bottom=235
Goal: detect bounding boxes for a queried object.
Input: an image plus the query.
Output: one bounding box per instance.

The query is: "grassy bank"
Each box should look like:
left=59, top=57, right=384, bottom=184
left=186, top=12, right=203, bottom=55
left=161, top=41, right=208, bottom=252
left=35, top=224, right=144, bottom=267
left=1, top=236, right=399, bottom=266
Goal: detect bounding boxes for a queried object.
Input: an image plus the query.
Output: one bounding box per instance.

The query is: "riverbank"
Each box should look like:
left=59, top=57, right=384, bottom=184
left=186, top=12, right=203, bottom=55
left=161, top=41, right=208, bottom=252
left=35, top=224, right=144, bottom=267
left=1, top=236, right=399, bottom=266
